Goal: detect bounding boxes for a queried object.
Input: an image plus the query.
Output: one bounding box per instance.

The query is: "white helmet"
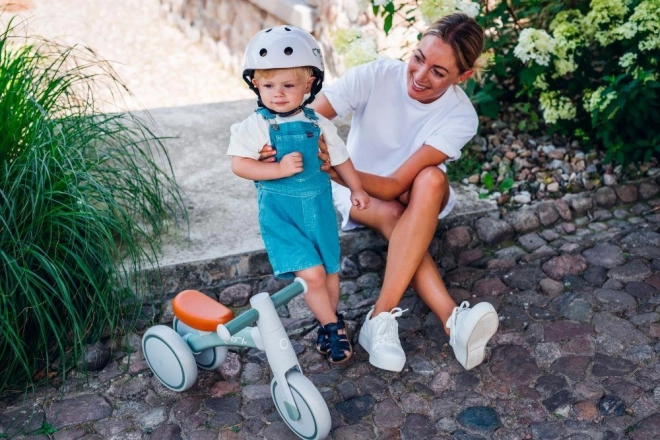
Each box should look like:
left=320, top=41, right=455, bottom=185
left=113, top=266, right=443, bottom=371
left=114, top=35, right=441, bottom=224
left=242, top=25, right=325, bottom=109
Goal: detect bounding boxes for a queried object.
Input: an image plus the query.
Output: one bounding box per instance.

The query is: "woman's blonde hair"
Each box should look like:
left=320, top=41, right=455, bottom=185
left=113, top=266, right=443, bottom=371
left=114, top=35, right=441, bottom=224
left=253, top=66, right=314, bottom=82
left=422, top=13, right=487, bottom=82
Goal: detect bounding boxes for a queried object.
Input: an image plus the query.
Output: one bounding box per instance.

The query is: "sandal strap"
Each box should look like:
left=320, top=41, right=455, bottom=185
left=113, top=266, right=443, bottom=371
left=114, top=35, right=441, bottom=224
left=316, top=314, right=346, bottom=355
left=325, top=321, right=352, bottom=363
left=316, top=324, right=329, bottom=354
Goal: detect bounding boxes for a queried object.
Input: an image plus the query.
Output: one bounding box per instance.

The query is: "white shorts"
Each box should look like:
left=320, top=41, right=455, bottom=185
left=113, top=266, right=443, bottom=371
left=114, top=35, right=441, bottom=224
left=331, top=181, right=457, bottom=231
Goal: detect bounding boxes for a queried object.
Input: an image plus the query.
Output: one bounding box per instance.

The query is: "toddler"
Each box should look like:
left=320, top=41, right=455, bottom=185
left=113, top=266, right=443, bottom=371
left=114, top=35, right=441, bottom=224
left=227, top=25, right=369, bottom=364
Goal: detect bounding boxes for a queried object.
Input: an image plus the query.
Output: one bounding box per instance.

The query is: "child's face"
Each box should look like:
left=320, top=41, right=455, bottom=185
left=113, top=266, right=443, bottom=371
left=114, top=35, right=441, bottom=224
left=252, top=69, right=314, bottom=114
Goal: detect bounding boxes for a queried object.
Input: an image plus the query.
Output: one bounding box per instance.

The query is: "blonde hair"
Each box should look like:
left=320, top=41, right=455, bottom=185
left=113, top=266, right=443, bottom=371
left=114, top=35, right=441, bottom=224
left=253, top=66, right=314, bottom=82
left=422, top=13, right=487, bottom=82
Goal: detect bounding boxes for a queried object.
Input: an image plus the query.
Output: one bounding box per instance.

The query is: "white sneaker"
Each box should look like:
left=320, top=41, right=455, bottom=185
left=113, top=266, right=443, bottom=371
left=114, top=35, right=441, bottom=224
left=358, top=307, right=407, bottom=372
left=447, top=301, right=499, bottom=370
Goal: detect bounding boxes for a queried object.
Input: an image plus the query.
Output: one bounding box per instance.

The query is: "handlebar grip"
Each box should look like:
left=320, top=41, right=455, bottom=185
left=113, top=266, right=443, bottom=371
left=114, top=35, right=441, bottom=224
left=224, top=309, right=259, bottom=335
left=271, top=278, right=307, bottom=309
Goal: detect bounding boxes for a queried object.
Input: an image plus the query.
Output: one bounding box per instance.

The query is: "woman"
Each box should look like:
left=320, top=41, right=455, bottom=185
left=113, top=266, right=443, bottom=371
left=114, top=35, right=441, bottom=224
left=262, top=13, right=499, bottom=372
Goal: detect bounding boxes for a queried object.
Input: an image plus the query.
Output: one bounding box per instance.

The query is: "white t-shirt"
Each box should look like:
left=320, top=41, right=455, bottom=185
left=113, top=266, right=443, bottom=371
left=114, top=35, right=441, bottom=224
left=227, top=110, right=350, bottom=166
left=323, top=58, right=478, bottom=230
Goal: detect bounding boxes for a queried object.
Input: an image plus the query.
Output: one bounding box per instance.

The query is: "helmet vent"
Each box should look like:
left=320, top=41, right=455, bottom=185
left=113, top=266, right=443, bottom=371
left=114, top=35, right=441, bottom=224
left=265, top=28, right=272, bottom=32
left=284, top=47, right=293, bottom=56
left=284, top=27, right=291, bottom=31
left=259, top=48, right=267, bottom=57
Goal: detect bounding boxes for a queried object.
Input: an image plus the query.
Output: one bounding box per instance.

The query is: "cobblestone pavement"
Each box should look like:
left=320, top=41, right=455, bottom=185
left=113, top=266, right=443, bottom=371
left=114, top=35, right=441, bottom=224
left=2, top=182, right=660, bottom=439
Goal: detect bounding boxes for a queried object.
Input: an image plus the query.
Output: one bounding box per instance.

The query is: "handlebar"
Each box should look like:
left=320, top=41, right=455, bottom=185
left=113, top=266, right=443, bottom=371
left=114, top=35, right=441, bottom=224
left=223, top=278, right=307, bottom=336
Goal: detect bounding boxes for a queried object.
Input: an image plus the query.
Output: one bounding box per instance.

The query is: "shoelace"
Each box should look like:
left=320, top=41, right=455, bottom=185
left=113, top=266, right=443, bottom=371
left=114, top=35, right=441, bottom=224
left=448, top=301, right=470, bottom=346
left=374, top=307, right=408, bottom=345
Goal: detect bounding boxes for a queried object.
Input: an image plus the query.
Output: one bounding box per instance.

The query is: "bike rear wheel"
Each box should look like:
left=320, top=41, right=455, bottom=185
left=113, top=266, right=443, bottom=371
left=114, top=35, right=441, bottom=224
left=173, top=318, right=228, bottom=370
left=142, top=325, right=197, bottom=391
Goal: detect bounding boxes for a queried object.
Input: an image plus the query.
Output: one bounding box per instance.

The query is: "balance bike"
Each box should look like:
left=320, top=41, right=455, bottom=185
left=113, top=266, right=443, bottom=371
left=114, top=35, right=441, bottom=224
left=141, top=278, right=331, bottom=440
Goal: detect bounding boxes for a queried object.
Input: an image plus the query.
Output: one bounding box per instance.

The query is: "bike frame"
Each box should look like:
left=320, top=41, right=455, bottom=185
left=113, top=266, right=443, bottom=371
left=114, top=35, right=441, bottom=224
left=183, top=278, right=307, bottom=421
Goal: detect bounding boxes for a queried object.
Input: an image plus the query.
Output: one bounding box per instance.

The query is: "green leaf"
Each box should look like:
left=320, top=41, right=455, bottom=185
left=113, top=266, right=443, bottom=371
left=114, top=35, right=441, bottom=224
left=384, top=14, right=393, bottom=35
left=483, top=173, right=494, bottom=191
left=499, top=178, right=515, bottom=192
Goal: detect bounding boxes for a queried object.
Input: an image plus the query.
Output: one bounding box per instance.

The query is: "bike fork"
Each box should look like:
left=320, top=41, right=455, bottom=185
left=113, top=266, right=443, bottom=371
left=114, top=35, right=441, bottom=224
left=251, top=291, right=303, bottom=420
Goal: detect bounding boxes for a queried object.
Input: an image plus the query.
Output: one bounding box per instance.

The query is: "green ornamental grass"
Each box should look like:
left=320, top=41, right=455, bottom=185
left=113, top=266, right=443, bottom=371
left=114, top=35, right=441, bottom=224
left=0, top=18, right=185, bottom=395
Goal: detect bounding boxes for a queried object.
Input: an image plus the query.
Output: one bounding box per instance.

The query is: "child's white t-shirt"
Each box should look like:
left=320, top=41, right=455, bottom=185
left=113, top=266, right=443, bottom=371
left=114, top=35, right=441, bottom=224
left=322, top=58, right=478, bottom=230
left=227, top=110, right=350, bottom=166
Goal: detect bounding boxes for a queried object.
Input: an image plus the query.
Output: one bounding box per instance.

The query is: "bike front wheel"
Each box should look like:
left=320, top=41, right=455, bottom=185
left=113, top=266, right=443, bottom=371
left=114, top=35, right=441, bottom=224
left=271, top=371, right=331, bottom=440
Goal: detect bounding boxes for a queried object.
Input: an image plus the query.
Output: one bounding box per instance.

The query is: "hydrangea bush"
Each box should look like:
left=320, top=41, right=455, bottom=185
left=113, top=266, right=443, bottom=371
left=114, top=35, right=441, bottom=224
left=336, top=0, right=660, bottom=166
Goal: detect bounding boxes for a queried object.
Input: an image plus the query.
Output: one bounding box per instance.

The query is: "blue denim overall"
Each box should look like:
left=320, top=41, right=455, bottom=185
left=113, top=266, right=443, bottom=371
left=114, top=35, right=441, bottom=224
left=255, top=107, right=340, bottom=279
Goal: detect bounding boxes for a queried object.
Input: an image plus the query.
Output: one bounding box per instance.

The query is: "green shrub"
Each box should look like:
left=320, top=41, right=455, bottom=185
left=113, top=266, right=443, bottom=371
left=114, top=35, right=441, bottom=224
left=0, top=18, right=184, bottom=395
left=360, top=1, right=660, bottom=165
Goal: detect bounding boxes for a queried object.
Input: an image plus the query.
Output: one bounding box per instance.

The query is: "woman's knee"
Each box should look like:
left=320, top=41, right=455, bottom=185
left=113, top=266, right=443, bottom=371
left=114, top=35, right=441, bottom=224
left=409, top=167, right=449, bottom=210
left=352, top=199, right=405, bottom=237
left=414, top=167, right=449, bottom=193
left=377, top=203, right=406, bottom=236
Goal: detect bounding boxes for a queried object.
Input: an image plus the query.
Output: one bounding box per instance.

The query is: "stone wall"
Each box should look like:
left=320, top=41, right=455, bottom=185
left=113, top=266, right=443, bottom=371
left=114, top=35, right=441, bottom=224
left=157, top=0, right=409, bottom=82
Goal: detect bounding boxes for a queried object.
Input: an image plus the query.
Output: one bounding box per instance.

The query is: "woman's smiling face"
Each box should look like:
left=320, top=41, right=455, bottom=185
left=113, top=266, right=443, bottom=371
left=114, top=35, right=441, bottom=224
left=407, top=35, right=472, bottom=104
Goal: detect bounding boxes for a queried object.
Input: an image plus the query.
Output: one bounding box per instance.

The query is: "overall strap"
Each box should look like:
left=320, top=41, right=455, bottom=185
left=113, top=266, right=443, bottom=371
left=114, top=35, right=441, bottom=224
left=255, top=107, right=276, bottom=120
left=302, top=107, right=319, bottom=121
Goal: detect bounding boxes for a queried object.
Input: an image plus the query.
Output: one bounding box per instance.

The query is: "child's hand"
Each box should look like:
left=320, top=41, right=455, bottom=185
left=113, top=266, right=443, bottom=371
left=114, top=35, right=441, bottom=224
left=279, top=152, right=303, bottom=177
left=351, top=189, right=371, bottom=210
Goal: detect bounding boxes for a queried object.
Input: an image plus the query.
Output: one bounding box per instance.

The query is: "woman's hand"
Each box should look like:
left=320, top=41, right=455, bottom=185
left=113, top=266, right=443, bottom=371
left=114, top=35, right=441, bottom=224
left=317, top=134, right=341, bottom=182
left=258, top=144, right=277, bottom=162
left=318, top=135, right=331, bottom=172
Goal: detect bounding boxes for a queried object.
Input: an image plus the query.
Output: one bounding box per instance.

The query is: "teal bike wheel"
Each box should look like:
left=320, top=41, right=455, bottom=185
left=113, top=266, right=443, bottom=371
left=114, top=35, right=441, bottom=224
left=142, top=325, right=197, bottom=391
left=173, top=318, right=228, bottom=370
left=271, top=371, right=331, bottom=440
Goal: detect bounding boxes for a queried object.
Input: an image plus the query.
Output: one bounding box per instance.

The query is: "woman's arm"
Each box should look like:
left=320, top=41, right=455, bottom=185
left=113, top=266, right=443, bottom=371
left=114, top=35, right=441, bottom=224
left=332, top=145, right=449, bottom=201
left=309, top=93, right=338, bottom=120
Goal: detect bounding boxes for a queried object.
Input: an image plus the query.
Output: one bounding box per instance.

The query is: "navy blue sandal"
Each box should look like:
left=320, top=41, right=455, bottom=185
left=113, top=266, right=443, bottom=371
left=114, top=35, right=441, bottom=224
left=325, top=321, right=353, bottom=364
left=316, top=313, right=345, bottom=355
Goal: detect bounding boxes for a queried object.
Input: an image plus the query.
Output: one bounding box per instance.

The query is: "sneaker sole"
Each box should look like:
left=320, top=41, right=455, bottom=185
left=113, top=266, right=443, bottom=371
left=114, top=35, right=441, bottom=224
left=455, top=303, right=499, bottom=370
left=358, top=329, right=406, bottom=372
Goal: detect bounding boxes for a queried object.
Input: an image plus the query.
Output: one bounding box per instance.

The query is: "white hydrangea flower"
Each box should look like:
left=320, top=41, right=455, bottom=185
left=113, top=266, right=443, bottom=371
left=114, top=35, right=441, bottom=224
left=343, top=37, right=379, bottom=69
left=418, top=0, right=480, bottom=24
left=630, top=0, right=660, bottom=34
left=554, top=56, right=577, bottom=76
left=533, top=74, right=548, bottom=91
left=584, top=86, right=617, bottom=114
left=458, top=1, right=481, bottom=18
left=372, top=0, right=393, bottom=6
left=539, top=91, right=576, bottom=124
left=332, top=28, right=362, bottom=54
left=611, top=22, right=638, bottom=40
left=639, top=33, right=660, bottom=52
left=514, top=28, right=556, bottom=66
left=619, top=52, right=637, bottom=68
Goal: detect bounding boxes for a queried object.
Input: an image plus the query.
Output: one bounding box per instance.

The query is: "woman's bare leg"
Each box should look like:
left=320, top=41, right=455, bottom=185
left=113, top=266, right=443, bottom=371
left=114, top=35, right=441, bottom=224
left=410, top=254, right=457, bottom=333
left=350, top=167, right=456, bottom=325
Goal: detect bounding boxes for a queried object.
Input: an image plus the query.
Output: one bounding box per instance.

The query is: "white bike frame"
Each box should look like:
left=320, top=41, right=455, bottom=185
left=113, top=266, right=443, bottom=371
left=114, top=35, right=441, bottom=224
left=183, top=278, right=308, bottom=420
